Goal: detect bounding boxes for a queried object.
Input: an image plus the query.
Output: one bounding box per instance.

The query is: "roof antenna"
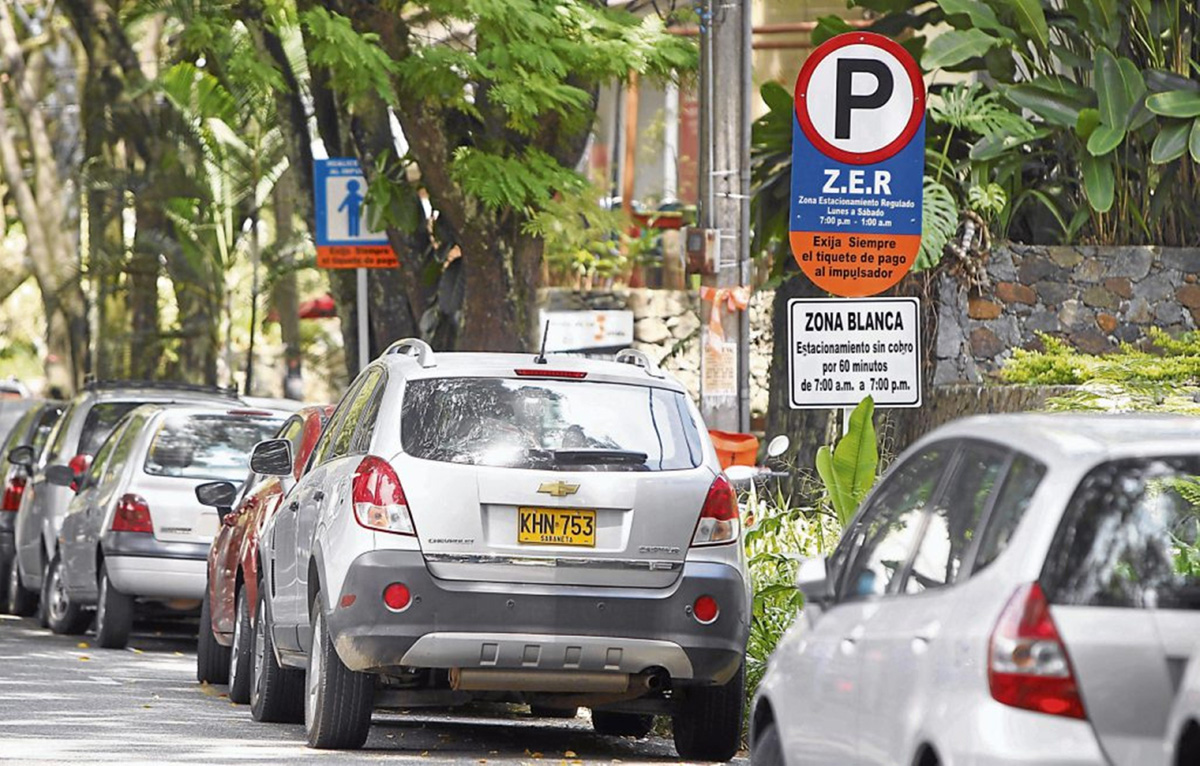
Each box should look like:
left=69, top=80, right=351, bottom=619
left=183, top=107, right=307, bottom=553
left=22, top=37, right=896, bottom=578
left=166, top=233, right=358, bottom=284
left=534, top=320, right=550, bottom=364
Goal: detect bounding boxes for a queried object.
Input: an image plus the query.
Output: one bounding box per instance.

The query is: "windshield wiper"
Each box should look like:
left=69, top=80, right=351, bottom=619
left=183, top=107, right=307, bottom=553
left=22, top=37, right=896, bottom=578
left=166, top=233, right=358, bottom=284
left=552, top=448, right=648, bottom=465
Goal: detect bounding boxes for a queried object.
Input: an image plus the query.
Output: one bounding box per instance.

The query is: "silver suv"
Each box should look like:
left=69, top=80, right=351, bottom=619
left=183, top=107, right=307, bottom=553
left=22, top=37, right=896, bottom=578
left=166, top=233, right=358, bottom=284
left=751, top=414, right=1200, bottom=766
left=254, top=341, right=748, bottom=757
left=10, top=381, right=242, bottom=618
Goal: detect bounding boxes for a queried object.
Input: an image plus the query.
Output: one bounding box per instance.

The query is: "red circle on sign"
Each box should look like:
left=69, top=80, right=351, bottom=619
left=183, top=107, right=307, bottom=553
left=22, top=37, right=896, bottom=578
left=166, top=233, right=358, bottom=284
left=794, top=32, right=925, bottom=166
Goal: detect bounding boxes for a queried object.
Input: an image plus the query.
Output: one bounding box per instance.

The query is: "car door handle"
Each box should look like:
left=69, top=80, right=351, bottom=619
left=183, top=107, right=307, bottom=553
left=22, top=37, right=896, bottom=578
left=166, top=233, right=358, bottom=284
left=913, top=621, right=941, bottom=649
left=287, top=501, right=299, bottom=512
left=840, top=624, right=865, bottom=655
left=313, top=491, right=325, bottom=502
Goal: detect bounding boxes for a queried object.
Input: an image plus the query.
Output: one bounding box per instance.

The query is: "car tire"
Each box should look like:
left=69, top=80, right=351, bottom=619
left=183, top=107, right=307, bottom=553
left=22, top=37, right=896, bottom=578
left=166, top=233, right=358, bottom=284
left=94, top=562, right=134, bottom=649
left=305, top=593, right=373, bottom=749
left=250, top=588, right=304, bottom=723
left=751, top=721, right=784, bottom=766
left=592, top=711, right=654, bottom=738
left=531, top=705, right=579, bottom=719
left=227, top=587, right=253, bottom=703
left=197, top=587, right=230, bottom=684
left=43, top=555, right=90, bottom=635
left=672, top=663, right=745, bottom=762
left=6, top=555, right=37, bottom=617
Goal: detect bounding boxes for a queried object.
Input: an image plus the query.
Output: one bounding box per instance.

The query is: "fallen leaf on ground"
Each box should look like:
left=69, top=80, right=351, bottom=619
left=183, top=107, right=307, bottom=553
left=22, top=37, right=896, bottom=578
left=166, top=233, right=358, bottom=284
left=420, top=751, right=429, bottom=757
left=564, top=752, right=577, bottom=758
left=76, top=642, right=89, bottom=649
left=131, top=648, right=143, bottom=654
left=78, top=656, right=90, bottom=661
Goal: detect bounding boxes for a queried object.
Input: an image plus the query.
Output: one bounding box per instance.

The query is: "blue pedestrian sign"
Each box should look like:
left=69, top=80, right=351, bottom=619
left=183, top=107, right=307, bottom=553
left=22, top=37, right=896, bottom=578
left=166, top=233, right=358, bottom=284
left=313, top=158, right=397, bottom=269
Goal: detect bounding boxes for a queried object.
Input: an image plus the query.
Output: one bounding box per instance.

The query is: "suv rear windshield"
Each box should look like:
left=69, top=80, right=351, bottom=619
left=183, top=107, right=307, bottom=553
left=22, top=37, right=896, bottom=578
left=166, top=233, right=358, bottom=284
left=401, top=377, right=703, bottom=471
left=144, top=413, right=284, bottom=482
left=1042, top=456, right=1200, bottom=609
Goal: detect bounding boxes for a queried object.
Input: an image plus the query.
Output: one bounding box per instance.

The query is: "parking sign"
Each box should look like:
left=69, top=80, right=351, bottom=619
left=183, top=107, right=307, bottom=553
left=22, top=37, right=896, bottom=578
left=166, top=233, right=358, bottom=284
left=313, top=158, right=398, bottom=269
left=790, top=33, right=925, bottom=298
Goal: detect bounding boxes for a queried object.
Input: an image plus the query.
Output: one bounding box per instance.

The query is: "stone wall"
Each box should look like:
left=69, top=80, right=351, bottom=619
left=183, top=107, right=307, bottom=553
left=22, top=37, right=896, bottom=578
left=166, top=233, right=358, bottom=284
left=537, top=288, right=773, bottom=418
left=936, top=245, right=1200, bottom=384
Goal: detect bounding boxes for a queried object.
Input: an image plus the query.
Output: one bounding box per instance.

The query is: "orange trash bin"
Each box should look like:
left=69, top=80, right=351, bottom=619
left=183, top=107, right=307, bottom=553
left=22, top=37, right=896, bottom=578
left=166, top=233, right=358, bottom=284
left=708, top=430, right=759, bottom=470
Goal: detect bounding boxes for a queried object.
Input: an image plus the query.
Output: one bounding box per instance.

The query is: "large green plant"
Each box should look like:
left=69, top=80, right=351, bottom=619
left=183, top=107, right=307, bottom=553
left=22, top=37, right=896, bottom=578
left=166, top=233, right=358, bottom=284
left=815, top=396, right=879, bottom=526
left=876, top=0, right=1200, bottom=246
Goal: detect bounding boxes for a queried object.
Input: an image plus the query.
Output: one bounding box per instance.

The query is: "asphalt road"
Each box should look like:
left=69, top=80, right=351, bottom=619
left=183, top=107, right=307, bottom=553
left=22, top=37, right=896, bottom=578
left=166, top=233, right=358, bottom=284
left=0, top=614, right=746, bottom=765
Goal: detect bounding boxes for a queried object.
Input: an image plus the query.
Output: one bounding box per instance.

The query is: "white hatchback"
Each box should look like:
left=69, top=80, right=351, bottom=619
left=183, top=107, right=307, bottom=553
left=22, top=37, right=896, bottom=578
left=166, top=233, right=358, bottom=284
left=254, top=341, right=749, bottom=757
left=751, top=414, right=1200, bottom=766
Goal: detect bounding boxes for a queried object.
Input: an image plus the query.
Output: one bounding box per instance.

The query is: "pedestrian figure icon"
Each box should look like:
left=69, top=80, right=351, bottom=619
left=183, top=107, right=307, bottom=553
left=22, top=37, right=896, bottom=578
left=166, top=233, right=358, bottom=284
left=338, top=179, right=364, bottom=238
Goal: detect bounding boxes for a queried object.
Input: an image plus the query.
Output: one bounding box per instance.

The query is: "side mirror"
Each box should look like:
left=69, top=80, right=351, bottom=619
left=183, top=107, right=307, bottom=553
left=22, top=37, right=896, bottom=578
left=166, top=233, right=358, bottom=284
left=766, top=435, right=790, bottom=458
left=7, top=445, right=34, bottom=469
left=250, top=439, right=293, bottom=477
left=795, top=555, right=833, bottom=608
left=195, top=481, right=239, bottom=519
left=45, top=465, right=76, bottom=488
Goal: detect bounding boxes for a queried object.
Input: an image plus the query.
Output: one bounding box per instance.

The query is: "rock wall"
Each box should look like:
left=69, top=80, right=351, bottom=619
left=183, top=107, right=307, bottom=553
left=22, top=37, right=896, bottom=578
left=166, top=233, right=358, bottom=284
left=537, top=288, right=773, bottom=418
left=936, top=245, right=1200, bottom=384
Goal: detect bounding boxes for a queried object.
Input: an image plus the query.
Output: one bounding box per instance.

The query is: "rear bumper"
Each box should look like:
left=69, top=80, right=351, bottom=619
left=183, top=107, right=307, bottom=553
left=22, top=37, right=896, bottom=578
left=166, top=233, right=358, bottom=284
left=102, top=532, right=209, bottom=600
left=325, top=550, right=748, bottom=684
left=940, top=700, right=1110, bottom=766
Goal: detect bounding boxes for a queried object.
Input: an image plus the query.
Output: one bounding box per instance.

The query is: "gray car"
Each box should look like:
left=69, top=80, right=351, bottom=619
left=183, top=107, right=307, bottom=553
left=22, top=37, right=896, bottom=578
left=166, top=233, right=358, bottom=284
left=10, top=381, right=243, bottom=621
left=254, top=342, right=749, bottom=758
left=49, top=404, right=286, bottom=646
left=751, top=413, right=1200, bottom=766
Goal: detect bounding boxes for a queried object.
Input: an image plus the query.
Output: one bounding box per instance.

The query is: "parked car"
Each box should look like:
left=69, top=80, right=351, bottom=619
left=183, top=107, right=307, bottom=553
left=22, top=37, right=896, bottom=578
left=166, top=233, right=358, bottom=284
left=254, top=341, right=748, bottom=757
left=1167, top=645, right=1200, bottom=766
left=750, top=413, right=1200, bottom=766
left=49, top=404, right=286, bottom=646
left=194, top=404, right=332, bottom=709
left=9, top=380, right=242, bottom=620
left=1, top=400, right=65, bottom=614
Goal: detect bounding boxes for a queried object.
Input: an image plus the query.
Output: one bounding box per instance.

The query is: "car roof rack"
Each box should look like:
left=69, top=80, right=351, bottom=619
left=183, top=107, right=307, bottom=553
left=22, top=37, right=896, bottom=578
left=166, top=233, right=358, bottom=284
left=81, top=377, right=240, bottom=399
left=385, top=338, right=437, bottom=368
left=614, top=348, right=665, bottom=378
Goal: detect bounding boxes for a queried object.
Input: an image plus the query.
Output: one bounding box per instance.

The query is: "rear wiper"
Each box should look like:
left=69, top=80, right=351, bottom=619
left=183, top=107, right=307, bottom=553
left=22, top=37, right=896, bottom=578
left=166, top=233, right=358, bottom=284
left=553, top=448, right=648, bottom=465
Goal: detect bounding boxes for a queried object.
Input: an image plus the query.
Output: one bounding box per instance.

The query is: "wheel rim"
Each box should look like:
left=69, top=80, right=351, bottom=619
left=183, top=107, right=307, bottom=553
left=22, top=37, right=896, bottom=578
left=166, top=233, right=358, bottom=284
left=48, top=562, right=68, bottom=623
left=230, top=593, right=244, bottom=686
left=252, top=597, right=266, bottom=708
left=305, top=611, right=323, bottom=732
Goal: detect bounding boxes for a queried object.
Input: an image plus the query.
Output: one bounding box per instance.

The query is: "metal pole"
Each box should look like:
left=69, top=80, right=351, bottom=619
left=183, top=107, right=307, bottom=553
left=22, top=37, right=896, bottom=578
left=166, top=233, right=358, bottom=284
left=244, top=210, right=259, bottom=395
left=356, top=267, right=369, bottom=372
left=737, top=0, right=752, bottom=433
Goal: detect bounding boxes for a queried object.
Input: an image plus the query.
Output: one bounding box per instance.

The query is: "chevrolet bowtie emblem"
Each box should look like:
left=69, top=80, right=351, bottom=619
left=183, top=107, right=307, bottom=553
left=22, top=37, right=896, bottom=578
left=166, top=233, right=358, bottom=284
left=537, top=481, right=580, bottom=498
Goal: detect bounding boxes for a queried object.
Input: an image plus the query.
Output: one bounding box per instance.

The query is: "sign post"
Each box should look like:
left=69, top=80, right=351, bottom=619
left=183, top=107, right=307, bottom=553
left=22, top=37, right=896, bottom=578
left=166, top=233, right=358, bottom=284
left=787, top=32, right=926, bottom=413
left=314, top=158, right=398, bottom=371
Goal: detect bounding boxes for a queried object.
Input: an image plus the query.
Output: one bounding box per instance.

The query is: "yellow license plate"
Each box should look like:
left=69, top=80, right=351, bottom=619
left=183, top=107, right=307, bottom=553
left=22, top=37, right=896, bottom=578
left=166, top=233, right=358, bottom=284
left=517, top=507, right=596, bottom=546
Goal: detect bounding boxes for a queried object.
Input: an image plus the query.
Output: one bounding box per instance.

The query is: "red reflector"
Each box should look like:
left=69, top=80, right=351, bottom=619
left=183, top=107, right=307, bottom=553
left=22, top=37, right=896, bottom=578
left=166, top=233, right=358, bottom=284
left=693, top=595, right=719, bottom=624
left=340, top=594, right=357, bottom=609
left=1, top=476, right=26, bottom=512
left=514, top=369, right=588, bottom=379
left=383, top=583, right=411, bottom=612
left=112, top=493, right=153, bottom=534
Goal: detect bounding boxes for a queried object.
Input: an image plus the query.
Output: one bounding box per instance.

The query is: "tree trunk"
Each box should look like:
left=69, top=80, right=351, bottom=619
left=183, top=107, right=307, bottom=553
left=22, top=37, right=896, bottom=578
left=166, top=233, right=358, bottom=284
left=271, top=168, right=304, bottom=399
left=129, top=198, right=163, bottom=379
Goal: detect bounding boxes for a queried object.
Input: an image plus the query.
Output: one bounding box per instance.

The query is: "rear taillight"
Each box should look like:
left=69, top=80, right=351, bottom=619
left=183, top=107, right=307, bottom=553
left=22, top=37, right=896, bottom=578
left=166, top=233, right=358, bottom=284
left=1, top=476, right=26, bottom=511
left=691, top=475, right=739, bottom=547
left=352, top=456, right=415, bottom=536
left=112, top=493, right=153, bottom=534
left=514, top=369, right=587, bottom=379
left=989, top=582, right=1086, bottom=720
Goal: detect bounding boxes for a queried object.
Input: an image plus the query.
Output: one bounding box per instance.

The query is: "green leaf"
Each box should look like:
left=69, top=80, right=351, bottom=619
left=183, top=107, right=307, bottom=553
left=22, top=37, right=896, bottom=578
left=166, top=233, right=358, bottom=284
left=1004, top=82, right=1088, bottom=127
left=1093, top=49, right=1142, bottom=129
left=917, top=178, right=957, bottom=270
left=1146, top=91, right=1200, bottom=118
left=814, top=446, right=845, bottom=524
left=1075, top=107, right=1101, bottom=139
left=1191, top=119, right=1200, bottom=164
left=1086, top=124, right=1124, bottom=155
left=811, top=15, right=854, bottom=48
left=1009, top=0, right=1050, bottom=48
left=1080, top=153, right=1115, bottom=212
left=921, top=28, right=1001, bottom=70
left=759, top=81, right=793, bottom=116
left=937, top=0, right=1011, bottom=35
left=821, top=397, right=879, bottom=527
left=1152, top=119, right=1192, bottom=163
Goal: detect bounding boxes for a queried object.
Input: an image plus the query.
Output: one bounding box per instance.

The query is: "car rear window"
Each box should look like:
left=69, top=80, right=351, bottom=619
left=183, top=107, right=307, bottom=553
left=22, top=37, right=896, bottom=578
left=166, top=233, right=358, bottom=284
left=79, top=402, right=141, bottom=456
left=144, top=413, right=284, bottom=482
left=1041, top=456, right=1200, bottom=609
left=401, top=377, right=703, bottom=471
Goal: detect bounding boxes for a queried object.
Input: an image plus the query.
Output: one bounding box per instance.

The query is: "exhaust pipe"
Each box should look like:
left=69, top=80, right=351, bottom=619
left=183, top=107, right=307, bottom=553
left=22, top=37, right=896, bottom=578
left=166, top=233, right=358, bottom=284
left=450, top=669, right=631, bottom=693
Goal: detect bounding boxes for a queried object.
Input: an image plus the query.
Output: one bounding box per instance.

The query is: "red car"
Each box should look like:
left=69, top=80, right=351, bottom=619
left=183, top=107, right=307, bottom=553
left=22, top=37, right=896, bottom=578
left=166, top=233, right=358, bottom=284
left=196, top=404, right=331, bottom=707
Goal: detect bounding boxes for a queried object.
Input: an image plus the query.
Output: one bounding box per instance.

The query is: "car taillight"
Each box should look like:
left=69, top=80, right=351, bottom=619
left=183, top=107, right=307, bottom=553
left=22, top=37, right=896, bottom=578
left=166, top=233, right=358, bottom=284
left=691, top=475, right=739, bottom=546
left=989, top=582, right=1086, bottom=720
left=112, top=493, right=153, bottom=534
left=514, top=369, right=587, bottom=379
left=1, top=476, right=26, bottom=511
left=352, top=456, right=415, bottom=536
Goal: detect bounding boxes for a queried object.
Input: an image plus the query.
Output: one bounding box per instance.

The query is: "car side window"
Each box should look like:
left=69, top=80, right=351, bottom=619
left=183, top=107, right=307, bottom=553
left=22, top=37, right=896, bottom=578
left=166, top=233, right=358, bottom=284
left=839, top=445, right=949, bottom=600
left=45, top=403, right=76, bottom=462
left=310, top=376, right=368, bottom=468
left=2, top=409, right=34, bottom=455
left=31, top=406, right=63, bottom=454
left=83, top=425, right=124, bottom=489
left=350, top=373, right=387, bottom=454
left=972, top=453, right=1046, bottom=573
left=328, top=369, right=382, bottom=460
left=902, top=442, right=1009, bottom=594
left=101, top=414, right=147, bottom=488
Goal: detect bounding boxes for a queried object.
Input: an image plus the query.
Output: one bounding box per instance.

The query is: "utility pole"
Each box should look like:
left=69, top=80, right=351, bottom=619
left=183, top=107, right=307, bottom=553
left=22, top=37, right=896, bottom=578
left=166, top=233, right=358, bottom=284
left=698, top=0, right=752, bottom=432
